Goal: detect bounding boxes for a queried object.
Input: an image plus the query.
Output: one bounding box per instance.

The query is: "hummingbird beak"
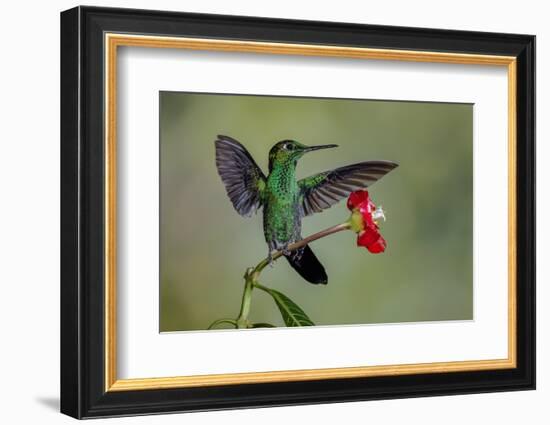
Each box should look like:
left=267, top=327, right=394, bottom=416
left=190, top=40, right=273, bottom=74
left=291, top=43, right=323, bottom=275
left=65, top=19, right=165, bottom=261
left=303, top=144, right=338, bottom=153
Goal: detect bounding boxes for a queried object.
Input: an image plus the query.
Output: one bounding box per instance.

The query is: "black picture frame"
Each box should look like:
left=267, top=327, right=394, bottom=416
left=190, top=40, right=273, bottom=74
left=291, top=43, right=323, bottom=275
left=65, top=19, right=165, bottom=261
left=61, top=5, right=535, bottom=419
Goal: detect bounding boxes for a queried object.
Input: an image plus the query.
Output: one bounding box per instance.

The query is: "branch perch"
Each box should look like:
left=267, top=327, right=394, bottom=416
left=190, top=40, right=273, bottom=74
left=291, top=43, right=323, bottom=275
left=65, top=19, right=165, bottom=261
left=208, top=222, right=351, bottom=329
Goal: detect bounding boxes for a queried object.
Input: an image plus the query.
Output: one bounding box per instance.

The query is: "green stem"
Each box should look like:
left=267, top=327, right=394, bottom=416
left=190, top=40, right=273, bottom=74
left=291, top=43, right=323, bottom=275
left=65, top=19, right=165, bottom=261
left=253, top=281, right=270, bottom=292
left=210, top=221, right=352, bottom=329
left=207, top=318, right=237, bottom=330
left=236, top=271, right=255, bottom=329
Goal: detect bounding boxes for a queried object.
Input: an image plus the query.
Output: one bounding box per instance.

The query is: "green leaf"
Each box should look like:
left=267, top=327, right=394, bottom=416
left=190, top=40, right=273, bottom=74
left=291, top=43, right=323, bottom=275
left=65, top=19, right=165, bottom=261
left=251, top=322, right=276, bottom=328
left=266, top=288, right=315, bottom=327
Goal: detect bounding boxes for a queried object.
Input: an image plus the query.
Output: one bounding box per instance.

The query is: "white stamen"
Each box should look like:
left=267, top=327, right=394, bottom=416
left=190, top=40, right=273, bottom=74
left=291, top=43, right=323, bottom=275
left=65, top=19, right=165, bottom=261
left=372, top=205, right=386, bottom=222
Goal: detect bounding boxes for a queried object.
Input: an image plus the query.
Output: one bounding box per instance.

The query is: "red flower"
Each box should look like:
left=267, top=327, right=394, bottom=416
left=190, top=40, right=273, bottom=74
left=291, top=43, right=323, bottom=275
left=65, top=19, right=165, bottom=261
left=347, top=190, right=387, bottom=253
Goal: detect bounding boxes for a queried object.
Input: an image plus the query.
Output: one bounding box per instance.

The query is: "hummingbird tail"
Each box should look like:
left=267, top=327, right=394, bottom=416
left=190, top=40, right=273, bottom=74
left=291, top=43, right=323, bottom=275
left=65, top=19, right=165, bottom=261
left=285, top=245, right=328, bottom=285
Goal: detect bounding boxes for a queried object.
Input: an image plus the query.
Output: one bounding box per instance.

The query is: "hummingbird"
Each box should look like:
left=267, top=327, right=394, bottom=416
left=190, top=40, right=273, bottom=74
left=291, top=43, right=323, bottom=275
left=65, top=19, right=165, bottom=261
left=215, top=135, right=398, bottom=285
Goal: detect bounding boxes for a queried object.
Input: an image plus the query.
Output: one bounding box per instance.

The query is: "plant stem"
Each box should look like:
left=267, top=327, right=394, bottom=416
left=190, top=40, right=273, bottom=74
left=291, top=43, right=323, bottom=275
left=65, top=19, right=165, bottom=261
left=250, top=221, right=351, bottom=281
left=236, top=272, right=254, bottom=329
left=253, top=281, right=270, bottom=292
left=207, top=318, right=237, bottom=330
left=231, top=221, right=351, bottom=328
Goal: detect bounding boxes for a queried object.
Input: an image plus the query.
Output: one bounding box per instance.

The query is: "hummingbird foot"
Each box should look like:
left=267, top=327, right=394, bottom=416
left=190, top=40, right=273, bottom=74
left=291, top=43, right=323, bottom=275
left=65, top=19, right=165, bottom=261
left=267, top=251, right=275, bottom=267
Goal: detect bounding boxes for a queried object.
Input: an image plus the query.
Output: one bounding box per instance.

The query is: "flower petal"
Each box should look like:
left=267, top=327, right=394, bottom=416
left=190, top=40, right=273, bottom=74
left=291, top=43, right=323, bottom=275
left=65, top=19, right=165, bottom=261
left=367, top=236, right=386, bottom=253
left=357, top=228, right=379, bottom=248
left=357, top=228, right=386, bottom=253
left=347, top=190, right=370, bottom=211
left=348, top=190, right=387, bottom=254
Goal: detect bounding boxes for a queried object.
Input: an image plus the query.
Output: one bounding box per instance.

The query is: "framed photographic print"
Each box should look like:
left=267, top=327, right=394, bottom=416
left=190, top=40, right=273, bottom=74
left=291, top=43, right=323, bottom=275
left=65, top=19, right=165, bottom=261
left=60, top=6, right=535, bottom=419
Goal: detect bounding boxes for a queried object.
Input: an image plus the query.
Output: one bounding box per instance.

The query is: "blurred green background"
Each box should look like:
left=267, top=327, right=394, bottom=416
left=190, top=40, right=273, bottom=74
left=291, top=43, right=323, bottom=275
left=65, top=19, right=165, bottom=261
left=159, top=92, right=473, bottom=332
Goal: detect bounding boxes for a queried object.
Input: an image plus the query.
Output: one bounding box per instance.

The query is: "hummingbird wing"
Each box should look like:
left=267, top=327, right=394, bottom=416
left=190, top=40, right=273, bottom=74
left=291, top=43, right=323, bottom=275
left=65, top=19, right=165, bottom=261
left=215, top=135, right=267, bottom=217
left=298, top=160, right=398, bottom=217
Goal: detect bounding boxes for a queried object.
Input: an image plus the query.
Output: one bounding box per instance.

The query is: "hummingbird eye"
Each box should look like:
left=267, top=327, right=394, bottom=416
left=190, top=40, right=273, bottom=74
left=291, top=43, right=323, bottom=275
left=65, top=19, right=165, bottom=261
left=284, top=143, right=294, bottom=151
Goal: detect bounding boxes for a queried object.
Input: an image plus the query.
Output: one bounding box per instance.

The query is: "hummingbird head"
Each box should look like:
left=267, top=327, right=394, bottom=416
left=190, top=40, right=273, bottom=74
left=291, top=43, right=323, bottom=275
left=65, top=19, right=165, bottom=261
left=268, top=140, right=338, bottom=172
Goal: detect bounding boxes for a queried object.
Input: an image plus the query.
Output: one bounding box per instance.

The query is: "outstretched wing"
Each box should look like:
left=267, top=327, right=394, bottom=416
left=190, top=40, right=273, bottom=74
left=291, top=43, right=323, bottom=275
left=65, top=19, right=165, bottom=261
left=298, top=160, right=398, bottom=217
left=215, top=135, right=267, bottom=217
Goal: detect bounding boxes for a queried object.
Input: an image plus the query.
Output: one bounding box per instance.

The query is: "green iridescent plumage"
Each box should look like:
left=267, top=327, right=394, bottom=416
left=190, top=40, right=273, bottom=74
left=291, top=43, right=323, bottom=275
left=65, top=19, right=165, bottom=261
left=215, top=135, right=398, bottom=284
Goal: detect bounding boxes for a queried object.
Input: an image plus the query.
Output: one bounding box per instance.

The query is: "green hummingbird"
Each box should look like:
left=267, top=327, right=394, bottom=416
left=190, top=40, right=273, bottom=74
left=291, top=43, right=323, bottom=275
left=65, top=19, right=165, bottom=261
left=215, top=135, right=398, bottom=285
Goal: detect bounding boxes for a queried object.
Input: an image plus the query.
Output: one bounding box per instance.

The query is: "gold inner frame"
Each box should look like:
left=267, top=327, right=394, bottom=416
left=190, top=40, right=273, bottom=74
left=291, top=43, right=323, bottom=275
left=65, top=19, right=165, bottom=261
left=104, top=33, right=517, bottom=392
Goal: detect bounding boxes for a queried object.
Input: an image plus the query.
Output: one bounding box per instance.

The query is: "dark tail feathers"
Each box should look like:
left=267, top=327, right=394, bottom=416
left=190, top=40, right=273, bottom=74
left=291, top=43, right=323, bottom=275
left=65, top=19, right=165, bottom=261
left=285, top=245, right=327, bottom=285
